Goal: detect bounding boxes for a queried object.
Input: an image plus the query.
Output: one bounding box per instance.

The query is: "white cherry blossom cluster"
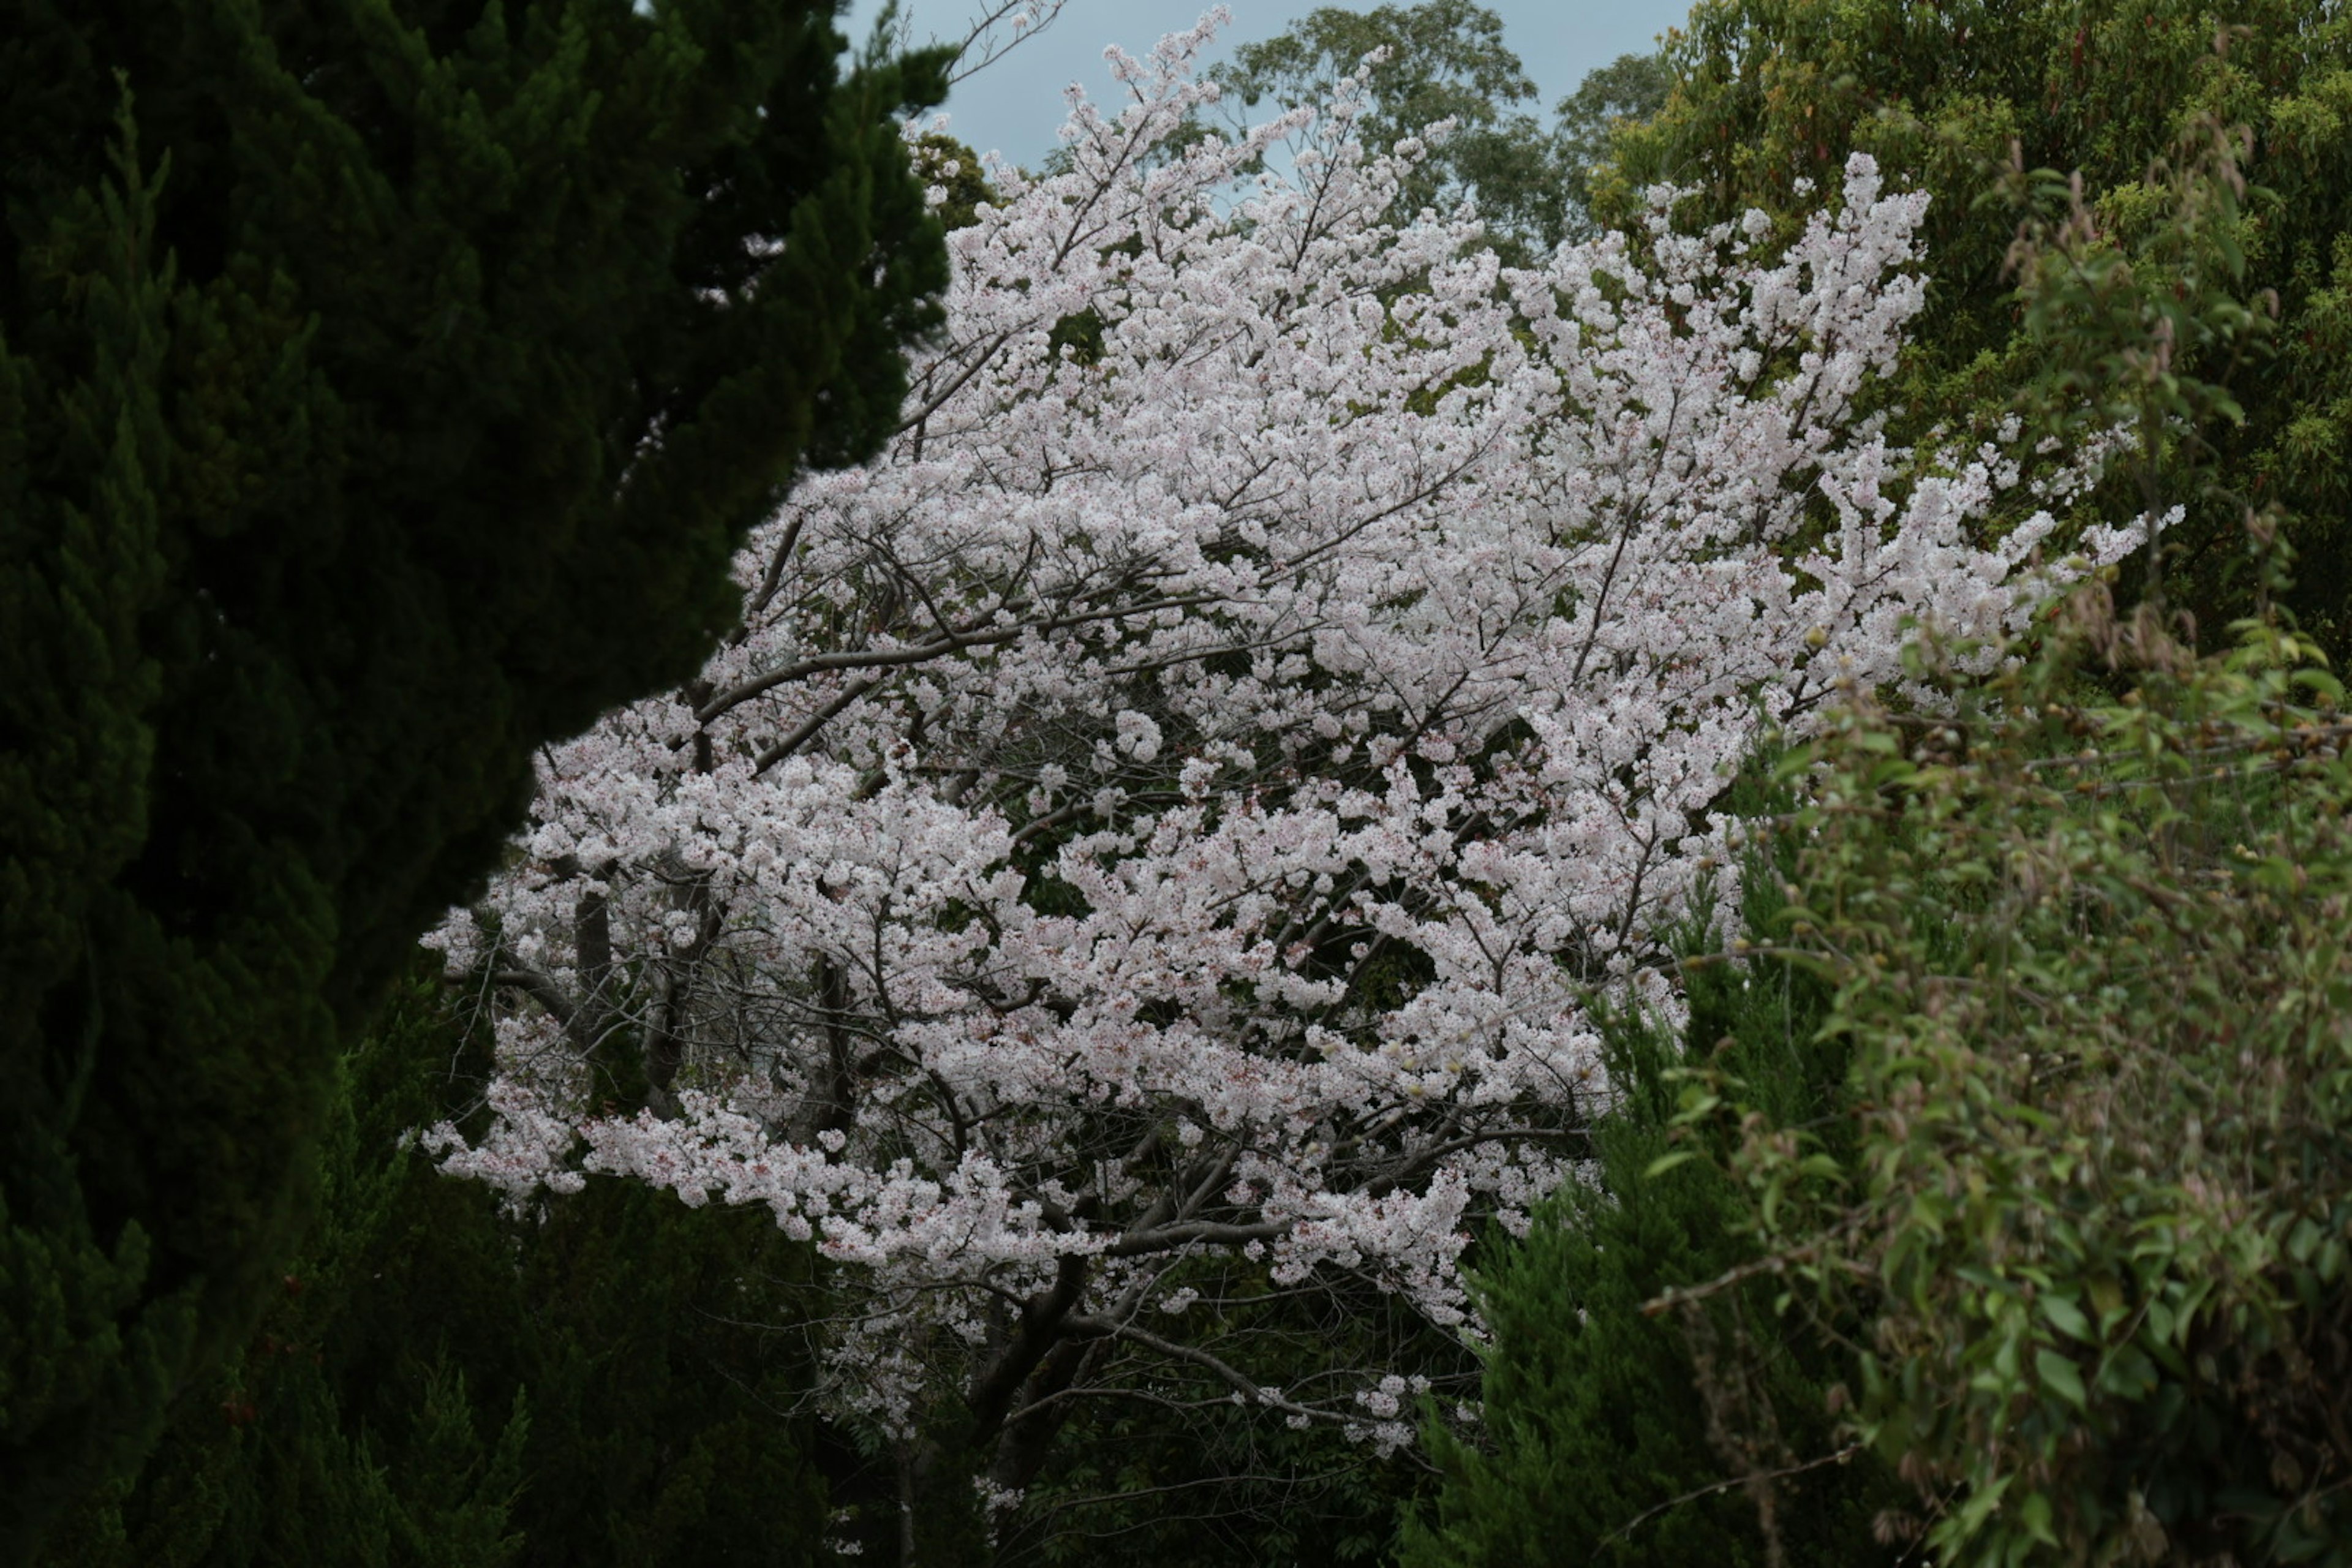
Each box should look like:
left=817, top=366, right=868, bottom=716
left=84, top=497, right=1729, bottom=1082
left=421, top=12, right=2133, bottom=1506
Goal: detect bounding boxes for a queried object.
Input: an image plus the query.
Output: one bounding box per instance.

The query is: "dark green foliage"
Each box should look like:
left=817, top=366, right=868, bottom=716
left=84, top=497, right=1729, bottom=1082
left=510, top=1180, right=827, bottom=1568
left=1015, top=1423, right=1421, bottom=1567
left=1550, top=53, right=1670, bottom=242
left=910, top=132, right=996, bottom=235
left=998, top=1290, right=1462, bottom=1566
left=1602, top=0, right=2352, bottom=660
left=1685, top=597, right=2352, bottom=1561
left=35, top=967, right=831, bottom=1568
left=1406, top=875, right=1898, bottom=1568
left=0, top=1, right=948, bottom=1548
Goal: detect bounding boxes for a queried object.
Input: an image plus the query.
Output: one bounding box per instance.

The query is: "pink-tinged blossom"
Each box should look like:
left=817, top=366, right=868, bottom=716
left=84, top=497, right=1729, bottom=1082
left=422, top=13, right=2131, bottom=1512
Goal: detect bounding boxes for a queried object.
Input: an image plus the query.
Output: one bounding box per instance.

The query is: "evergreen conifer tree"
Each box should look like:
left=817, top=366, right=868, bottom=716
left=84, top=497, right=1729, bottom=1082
left=0, top=1, right=947, bottom=1548
left=35, top=965, right=833, bottom=1568
left=1406, top=872, right=1898, bottom=1567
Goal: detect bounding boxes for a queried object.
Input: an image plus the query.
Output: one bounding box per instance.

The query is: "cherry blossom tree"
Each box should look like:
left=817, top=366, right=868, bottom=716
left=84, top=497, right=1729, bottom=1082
left=421, top=11, right=2130, bottom=1548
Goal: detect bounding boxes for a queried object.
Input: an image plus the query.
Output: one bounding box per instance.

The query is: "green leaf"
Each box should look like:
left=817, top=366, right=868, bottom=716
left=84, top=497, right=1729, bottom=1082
left=2035, top=1348, right=2087, bottom=1410
left=2016, top=1487, right=2059, bottom=1546
left=1953, top=1473, right=2015, bottom=1541
left=2040, top=1293, right=2092, bottom=1343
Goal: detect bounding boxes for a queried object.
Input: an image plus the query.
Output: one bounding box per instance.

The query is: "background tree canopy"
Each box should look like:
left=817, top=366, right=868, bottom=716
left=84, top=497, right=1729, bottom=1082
left=1208, top=1, right=1665, bottom=255
left=0, top=0, right=946, bottom=1549
left=1597, top=0, right=2352, bottom=658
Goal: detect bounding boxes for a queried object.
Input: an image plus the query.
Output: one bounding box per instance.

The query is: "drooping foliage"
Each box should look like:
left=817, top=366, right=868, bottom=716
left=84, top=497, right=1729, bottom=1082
left=1670, top=573, right=2352, bottom=1562
left=0, top=0, right=947, bottom=1547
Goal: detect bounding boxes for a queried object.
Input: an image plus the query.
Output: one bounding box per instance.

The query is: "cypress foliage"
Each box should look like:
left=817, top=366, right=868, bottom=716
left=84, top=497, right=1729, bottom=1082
left=1405, top=875, right=1898, bottom=1568
left=37, top=967, right=831, bottom=1568
left=0, top=1, right=948, bottom=1549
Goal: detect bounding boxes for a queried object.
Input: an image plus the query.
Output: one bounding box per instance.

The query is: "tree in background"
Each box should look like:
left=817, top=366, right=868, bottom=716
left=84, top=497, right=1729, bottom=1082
left=1208, top=0, right=1572, bottom=254
left=1550, top=51, right=1671, bottom=243
left=1206, top=4, right=1668, bottom=254
left=1600, top=0, right=2352, bottom=658
left=421, top=18, right=2132, bottom=1556
left=0, top=0, right=946, bottom=1548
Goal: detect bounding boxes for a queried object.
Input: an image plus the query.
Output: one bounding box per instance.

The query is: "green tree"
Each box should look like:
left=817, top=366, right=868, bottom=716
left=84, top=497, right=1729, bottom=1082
left=1551, top=51, right=1670, bottom=241
left=1405, top=861, right=1898, bottom=1568
left=0, top=1, right=948, bottom=1549
left=910, top=132, right=997, bottom=235
left=1602, top=0, right=2352, bottom=659
left=1210, top=0, right=1574, bottom=255
left=1657, top=108, right=2352, bottom=1559
left=36, top=967, right=834, bottom=1568
left=1683, top=576, right=2352, bottom=1563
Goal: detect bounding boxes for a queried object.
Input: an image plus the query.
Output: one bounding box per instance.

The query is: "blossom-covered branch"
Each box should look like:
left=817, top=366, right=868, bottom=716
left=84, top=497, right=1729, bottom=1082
left=421, top=11, right=2130, bottom=1529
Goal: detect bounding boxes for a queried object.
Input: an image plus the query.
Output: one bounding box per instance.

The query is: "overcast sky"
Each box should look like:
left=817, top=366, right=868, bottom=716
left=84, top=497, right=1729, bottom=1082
left=842, top=0, right=1698, bottom=167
